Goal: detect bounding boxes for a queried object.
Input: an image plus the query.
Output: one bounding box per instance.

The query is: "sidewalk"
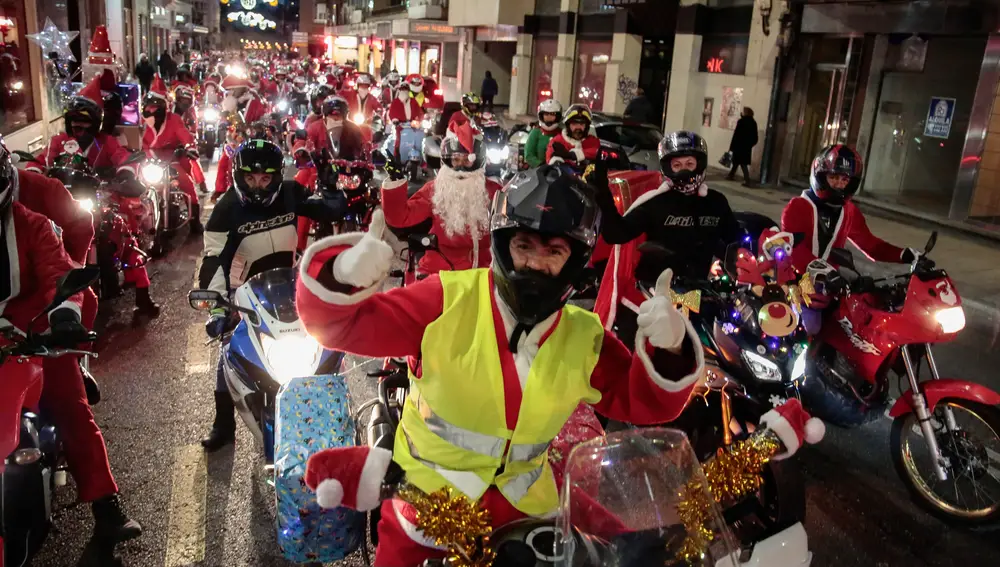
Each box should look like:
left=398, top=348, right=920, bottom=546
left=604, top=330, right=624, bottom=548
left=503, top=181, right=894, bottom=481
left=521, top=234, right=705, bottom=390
left=706, top=172, right=1000, bottom=314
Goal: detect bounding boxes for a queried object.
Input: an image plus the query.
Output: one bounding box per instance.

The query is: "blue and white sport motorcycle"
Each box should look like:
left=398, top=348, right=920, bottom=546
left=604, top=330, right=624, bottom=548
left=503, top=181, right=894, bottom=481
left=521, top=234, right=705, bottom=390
left=189, top=267, right=345, bottom=464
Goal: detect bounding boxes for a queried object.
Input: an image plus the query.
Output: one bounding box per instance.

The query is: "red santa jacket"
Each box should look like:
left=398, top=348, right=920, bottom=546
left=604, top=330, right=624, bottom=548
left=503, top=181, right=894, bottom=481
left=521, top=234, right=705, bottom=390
left=14, top=170, right=94, bottom=265
left=346, top=91, right=382, bottom=121
left=593, top=171, right=663, bottom=330
left=180, top=106, right=198, bottom=136
left=305, top=120, right=366, bottom=160
left=143, top=112, right=197, bottom=161
left=28, top=132, right=135, bottom=175
left=546, top=131, right=600, bottom=165
left=305, top=113, right=323, bottom=128
left=381, top=177, right=501, bottom=275
left=0, top=202, right=85, bottom=335
left=781, top=193, right=905, bottom=273
left=213, top=144, right=238, bottom=196
left=388, top=97, right=423, bottom=124
left=172, top=77, right=198, bottom=91
left=296, top=238, right=705, bottom=426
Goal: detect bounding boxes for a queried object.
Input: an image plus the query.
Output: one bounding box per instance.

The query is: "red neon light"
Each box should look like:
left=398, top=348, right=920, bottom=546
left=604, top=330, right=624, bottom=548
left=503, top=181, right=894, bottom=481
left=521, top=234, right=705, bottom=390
left=706, top=57, right=724, bottom=73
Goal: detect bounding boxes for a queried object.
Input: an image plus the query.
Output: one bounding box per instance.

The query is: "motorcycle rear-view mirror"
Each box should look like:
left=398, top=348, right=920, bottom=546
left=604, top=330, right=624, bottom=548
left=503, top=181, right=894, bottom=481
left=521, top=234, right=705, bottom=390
left=828, top=248, right=856, bottom=272
left=123, top=151, right=145, bottom=165
left=925, top=231, right=938, bottom=255
left=12, top=149, right=39, bottom=164
left=723, top=242, right=742, bottom=278
left=188, top=289, right=225, bottom=311
left=634, top=241, right=677, bottom=291
left=45, top=267, right=101, bottom=313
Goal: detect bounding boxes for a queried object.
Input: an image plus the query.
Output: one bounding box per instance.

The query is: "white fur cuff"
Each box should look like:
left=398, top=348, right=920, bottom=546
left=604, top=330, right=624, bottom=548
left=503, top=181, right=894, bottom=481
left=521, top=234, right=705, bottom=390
left=298, top=233, right=383, bottom=305
left=635, top=316, right=706, bottom=393
left=382, top=177, right=408, bottom=191
left=760, top=409, right=799, bottom=461
left=356, top=446, right=393, bottom=512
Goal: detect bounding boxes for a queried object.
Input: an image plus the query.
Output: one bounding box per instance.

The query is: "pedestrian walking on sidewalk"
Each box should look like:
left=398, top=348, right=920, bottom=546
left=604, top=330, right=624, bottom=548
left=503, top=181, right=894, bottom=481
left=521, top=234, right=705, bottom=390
left=481, top=71, right=498, bottom=112
left=727, top=107, right=758, bottom=186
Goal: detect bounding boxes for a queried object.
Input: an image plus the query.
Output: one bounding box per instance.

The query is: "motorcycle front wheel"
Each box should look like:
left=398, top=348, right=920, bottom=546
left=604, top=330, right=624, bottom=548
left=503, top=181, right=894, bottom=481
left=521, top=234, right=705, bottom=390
left=890, top=398, right=1000, bottom=529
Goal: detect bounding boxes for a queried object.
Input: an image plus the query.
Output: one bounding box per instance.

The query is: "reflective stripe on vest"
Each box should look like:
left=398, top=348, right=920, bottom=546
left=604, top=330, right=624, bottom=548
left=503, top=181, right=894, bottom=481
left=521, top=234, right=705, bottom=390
left=393, top=269, right=604, bottom=515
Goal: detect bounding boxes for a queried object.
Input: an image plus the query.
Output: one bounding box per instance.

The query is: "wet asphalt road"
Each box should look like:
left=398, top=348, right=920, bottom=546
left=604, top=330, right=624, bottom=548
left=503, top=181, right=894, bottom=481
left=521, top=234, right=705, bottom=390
left=28, top=163, right=1000, bottom=567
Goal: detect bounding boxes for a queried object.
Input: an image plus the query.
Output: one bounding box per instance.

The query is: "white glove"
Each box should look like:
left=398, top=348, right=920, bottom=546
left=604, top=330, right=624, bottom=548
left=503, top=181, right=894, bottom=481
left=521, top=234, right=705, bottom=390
left=636, top=269, right=688, bottom=353
left=332, top=209, right=394, bottom=289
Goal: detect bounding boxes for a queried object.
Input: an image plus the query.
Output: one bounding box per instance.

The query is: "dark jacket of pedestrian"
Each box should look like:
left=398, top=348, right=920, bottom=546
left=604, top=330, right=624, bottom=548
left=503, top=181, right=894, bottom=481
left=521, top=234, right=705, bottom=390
left=157, top=51, right=176, bottom=80
left=481, top=71, right=498, bottom=99
left=624, top=91, right=654, bottom=124
left=729, top=109, right=758, bottom=166
left=135, top=57, right=156, bottom=92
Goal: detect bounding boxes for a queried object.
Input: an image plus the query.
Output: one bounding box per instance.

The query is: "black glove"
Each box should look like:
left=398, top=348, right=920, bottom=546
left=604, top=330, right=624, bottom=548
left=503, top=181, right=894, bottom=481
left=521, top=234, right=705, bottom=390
left=383, top=154, right=406, bottom=181
left=49, top=309, right=95, bottom=348
left=550, top=143, right=574, bottom=162
left=585, top=157, right=609, bottom=192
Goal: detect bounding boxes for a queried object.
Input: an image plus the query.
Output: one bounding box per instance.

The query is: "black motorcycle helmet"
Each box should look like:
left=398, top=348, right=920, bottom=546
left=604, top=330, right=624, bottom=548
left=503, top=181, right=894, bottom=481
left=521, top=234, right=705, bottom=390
left=232, top=139, right=284, bottom=207
left=440, top=124, right=485, bottom=172
left=65, top=96, right=103, bottom=139
left=809, top=144, right=863, bottom=206
left=490, top=165, right=602, bottom=326
left=141, top=92, right=168, bottom=124
left=0, top=137, right=16, bottom=215
left=657, top=131, right=708, bottom=196
left=177, top=63, right=192, bottom=82
left=321, top=96, right=349, bottom=120
left=310, top=84, right=334, bottom=114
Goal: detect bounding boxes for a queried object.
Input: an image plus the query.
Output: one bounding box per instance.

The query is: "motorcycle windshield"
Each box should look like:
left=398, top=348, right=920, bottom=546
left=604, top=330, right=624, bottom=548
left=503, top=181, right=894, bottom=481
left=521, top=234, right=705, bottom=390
left=557, top=428, right=738, bottom=567
left=245, top=267, right=299, bottom=323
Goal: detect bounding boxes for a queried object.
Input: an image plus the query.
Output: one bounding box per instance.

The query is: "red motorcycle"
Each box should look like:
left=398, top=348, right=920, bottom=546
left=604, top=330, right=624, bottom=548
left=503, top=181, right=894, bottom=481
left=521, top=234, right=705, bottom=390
left=0, top=268, right=99, bottom=567
left=801, top=232, right=1000, bottom=526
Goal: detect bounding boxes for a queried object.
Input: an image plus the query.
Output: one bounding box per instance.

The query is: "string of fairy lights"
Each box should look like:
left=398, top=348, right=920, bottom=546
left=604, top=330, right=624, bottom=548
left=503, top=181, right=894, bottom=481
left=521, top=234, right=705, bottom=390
left=220, top=0, right=280, bottom=31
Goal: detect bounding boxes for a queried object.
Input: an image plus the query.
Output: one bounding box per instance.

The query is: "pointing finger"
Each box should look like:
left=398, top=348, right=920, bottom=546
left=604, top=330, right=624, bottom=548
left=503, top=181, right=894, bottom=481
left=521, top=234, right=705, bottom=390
left=368, top=209, right=386, bottom=241
left=655, top=268, right=673, bottom=298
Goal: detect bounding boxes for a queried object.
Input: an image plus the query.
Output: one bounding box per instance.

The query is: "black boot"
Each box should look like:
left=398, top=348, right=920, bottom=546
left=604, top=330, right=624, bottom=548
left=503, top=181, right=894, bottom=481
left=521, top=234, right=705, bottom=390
left=198, top=181, right=209, bottom=195
left=81, top=361, right=102, bottom=405
left=201, top=392, right=236, bottom=451
left=92, top=493, right=142, bottom=544
left=133, top=287, right=160, bottom=319
left=189, top=203, right=204, bottom=235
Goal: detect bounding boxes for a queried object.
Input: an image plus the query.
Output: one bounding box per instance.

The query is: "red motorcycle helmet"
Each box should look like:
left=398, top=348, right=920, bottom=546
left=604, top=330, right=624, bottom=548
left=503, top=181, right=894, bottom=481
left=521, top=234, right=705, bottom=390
left=406, top=74, right=424, bottom=94
left=809, top=144, right=863, bottom=206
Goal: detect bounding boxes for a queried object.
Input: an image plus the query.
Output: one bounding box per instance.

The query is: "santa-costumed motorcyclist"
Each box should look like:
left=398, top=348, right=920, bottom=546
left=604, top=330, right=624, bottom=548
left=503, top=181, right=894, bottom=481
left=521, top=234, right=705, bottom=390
left=172, top=84, right=198, bottom=136
left=387, top=83, right=423, bottom=160
left=294, top=165, right=820, bottom=565
left=381, top=117, right=498, bottom=277
left=379, top=70, right=402, bottom=107
left=198, top=140, right=348, bottom=450
left=305, top=95, right=366, bottom=159
left=447, top=92, right=481, bottom=129
left=346, top=73, right=382, bottom=123
left=405, top=74, right=428, bottom=108
left=0, top=143, right=142, bottom=549
left=593, top=131, right=743, bottom=349
left=211, top=120, right=247, bottom=201
left=524, top=99, right=562, bottom=168
left=173, top=63, right=198, bottom=90
left=305, top=83, right=334, bottom=128
left=203, top=73, right=222, bottom=105
left=221, top=74, right=269, bottom=125
left=546, top=103, right=600, bottom=167
left=25, top=77, right=160, bottom=317
left=141, top=75, right=205, bottom=232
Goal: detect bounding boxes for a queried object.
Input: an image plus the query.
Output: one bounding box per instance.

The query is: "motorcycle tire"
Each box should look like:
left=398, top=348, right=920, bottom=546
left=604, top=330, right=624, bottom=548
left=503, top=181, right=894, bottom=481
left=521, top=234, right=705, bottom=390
left=151, top=230, right=168, bottom=258
left=97, top=239, right=122, bottom=299
left=724, top=460, right=807, bottom=546
left=890, top=398, right=1000, bottom=530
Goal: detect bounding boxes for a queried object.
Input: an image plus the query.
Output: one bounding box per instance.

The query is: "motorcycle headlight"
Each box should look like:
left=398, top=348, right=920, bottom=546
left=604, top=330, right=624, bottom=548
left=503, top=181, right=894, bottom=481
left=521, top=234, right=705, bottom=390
left=421, top=118, right=432, bottom=130
left=352, top=113, right=366, bottom=125
left=487, top=146, right=509, bottom=164
left=741, top=349, right=783, bottom=382
left=276, top=100, right=289, bottom=112
left=260, top=334, right=322, bottom=384
left=337, top=174, right=362, bottom=190
left=141, top=163, right=165, bottom=184
left=791, top=349, right=808, bottom=380
left=202, top=108, right=219, bottom=123
left=935, top=306, right=966, bottom=334
left=78, top=198, right=94, bottom=212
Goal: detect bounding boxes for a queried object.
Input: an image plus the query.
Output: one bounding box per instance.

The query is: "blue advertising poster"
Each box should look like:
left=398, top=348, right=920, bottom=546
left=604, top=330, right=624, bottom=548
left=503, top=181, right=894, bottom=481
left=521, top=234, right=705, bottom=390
left=924, top=97, right=956, bottom=139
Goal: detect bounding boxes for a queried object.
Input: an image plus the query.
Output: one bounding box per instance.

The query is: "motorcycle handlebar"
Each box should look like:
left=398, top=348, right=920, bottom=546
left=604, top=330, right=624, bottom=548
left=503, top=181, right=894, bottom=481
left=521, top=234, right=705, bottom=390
left=331, top=159, right=373, bottom=170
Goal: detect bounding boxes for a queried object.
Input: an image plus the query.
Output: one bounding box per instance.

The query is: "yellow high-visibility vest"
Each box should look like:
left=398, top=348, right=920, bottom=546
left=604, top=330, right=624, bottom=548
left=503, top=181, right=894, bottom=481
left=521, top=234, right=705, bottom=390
left=393, top=268, right=604, bottom=516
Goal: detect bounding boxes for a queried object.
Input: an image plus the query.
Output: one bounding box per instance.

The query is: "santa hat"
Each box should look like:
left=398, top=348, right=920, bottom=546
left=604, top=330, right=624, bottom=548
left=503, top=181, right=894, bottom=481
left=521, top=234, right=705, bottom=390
left=98, top=69, right=118, bottom=94
left=445, top=116, right=479, bottom=154
left=146, top=75, right=168, bottom=101
left=304, top=446, right=392, bottom=511
left=205, top=74, right=221, bottom=88
left=87, top=25, right=115, bottom=66
left=74, top=76, right=105, bottom=110
left=292, top=139, right=310, bottom=157
left=759, top=226, right=794, bottom=260
left=759, top=398, right=825, bottom=460
left=221, top=74, right=252, bottom=91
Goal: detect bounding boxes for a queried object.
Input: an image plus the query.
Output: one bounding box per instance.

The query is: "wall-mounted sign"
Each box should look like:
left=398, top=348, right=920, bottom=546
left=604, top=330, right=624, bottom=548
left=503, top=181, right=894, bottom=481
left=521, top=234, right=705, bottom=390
left=334, top=36, right=358, bottom=49
left=924, top=97, right=956, bottom=139
left=475, top=25, right=518, bottom=42
left=410, top=22, right=455, bottom=35
left=699, top=35, right=749, bottom=76
left=719, top=86, right=743, bottom=130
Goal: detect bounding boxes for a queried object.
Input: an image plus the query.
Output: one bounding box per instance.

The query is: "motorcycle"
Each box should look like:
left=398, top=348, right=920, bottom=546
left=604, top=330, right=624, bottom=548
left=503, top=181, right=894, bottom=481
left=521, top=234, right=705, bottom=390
left=134, top=153, right=192, bottom=256
left=187, top=267, right=346, bottom=466
left=798, top=233, right=1000, bottom=527
left=480, top=112, right=509, bottom=180
left=630, top=242, right=807, bottom=546
left=0, top=267, right=100, bottom=566
left=197, top=104, right=222, bottom=160
left=382, top=121, right=426, bottom=183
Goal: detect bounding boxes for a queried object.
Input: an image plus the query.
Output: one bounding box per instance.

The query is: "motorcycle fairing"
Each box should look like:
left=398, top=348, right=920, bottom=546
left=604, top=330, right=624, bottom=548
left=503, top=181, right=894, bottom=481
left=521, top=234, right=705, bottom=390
left=888, top=379, right=1000, bottom=418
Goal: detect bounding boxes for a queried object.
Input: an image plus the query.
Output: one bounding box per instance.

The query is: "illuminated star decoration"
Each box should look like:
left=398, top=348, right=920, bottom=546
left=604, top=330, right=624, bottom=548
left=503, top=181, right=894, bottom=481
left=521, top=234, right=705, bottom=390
left=26, top=17, right=79, bottom=62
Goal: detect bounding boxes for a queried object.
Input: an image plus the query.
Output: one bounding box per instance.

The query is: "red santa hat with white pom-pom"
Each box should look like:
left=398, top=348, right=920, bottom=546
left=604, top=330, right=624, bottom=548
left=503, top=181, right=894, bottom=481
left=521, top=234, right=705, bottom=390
left=305, top=446, right=393, bottom=511
left=87, top=26, right=114, bottom=66
left=759, top=398, right=825, bottom=460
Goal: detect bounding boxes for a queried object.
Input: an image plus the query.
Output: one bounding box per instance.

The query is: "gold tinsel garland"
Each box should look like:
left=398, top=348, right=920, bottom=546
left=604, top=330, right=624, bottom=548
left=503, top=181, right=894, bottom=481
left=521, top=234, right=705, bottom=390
left=675, top=431, right=783, bottom=564
left=397, top=485, right=495, bottom=567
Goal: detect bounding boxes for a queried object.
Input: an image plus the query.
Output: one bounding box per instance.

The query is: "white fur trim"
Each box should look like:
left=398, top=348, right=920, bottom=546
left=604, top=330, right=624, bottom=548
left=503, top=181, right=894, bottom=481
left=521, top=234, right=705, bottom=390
left=49, top=300, right=82, bottom=323
left=804, top=417, right=825, bottom=445
left=382, top=177, right=408, bottom=191
left=393, top=499, right=449, bottom=549
left=355, top=447, right=393, bottom=512
left=760, top=409, right=800, bottom=461
left=605, top=244, right=621, bottom=331
left=634, top=316, right=706, bottom=393
left=548, top=156, right=565, bottom=165
left=297, top=233, right=384, bottom=305
left=315, top=479, right=344, bottom=509
left=801, top=194, right=845, bottom=261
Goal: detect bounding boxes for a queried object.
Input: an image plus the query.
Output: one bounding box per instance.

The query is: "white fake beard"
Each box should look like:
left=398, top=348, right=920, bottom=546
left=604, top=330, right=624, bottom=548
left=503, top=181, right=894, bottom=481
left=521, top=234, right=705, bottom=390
left=432, top=166, right=490, bottom=244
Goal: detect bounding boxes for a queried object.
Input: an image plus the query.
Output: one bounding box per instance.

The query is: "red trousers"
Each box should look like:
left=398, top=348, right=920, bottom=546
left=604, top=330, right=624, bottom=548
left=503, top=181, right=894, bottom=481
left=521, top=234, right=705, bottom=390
left=39, top=355, right=117, bottom=502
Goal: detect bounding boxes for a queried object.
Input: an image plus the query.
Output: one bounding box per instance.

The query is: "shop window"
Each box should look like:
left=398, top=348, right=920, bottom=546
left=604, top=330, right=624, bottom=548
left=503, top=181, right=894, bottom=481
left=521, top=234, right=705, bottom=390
left=529, top=38, right=556, bottom=111
left=442, top=41, right=458, bottom=78
left=698, top=34, right=749, bottom=75
left=0, top=0, right=34, bottom=135
left=534, top=0, right=560, bottom=16
left=573, top=40, right=611, bottom=112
